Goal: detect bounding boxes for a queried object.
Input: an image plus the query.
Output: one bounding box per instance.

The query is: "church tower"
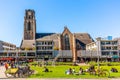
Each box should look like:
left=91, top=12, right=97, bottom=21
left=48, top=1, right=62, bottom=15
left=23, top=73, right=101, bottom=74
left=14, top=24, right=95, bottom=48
left=24, top=9, right=36, bottom=40
left=21, top=9, right=36, bottom=49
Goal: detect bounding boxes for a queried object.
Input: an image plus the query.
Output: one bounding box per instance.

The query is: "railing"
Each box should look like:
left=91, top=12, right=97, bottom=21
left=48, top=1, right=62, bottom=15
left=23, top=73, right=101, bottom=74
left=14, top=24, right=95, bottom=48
left=55, top=50, right=72, bottom=57
left=77, top=50, right=99, bottom=57
left=77, top=50, right=120, bottom=58
left=0, top=50, right=36, bottom=53
left=53, top=50, right=72, bottom=61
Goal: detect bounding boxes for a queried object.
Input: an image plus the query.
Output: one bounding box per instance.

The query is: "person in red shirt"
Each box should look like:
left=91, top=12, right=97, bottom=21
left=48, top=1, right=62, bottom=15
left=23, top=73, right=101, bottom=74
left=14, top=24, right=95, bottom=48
left=4, top=62, right=8, bottom=70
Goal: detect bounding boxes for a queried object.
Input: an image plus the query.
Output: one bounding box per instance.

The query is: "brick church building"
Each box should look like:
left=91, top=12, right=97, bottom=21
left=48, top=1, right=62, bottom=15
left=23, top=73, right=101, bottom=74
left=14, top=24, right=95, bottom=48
left=20, top=9, right=93, bottom=62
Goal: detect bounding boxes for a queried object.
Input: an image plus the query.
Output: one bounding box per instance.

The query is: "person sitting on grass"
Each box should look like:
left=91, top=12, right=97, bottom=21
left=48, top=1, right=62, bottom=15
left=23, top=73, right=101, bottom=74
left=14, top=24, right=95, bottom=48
left=43, top=67, right=49, bottom=72
left=65, top=68, right=73, bottom=75
left=79, top=67, right=84, bottom=75
left=43, top=67, right=52, bottom=72
left=72, top=68, right=76, bottom=74
left=69, top=68, right=73, bottom=75
left=111, top=68, right=118, bottom=72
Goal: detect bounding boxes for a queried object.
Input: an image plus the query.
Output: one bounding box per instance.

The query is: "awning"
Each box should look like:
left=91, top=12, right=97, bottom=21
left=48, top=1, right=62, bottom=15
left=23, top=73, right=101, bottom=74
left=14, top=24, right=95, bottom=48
left=0, top=57, right=14, bottom=60
left=112, top=55, right=119, bottom=58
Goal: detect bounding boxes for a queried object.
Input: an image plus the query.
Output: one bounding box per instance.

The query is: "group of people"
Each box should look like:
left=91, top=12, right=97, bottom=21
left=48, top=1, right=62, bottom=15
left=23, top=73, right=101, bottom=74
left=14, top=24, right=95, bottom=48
left=111, top=68, right=118, bottom=72
left=4, top=61, right=16, bottom=70
left=65, top=67, right=84, bottom=75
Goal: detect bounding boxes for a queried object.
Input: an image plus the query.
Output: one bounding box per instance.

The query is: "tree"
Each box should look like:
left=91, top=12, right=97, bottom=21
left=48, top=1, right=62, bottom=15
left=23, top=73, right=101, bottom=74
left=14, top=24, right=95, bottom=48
left=53, top=47, right=59, bottom=50
left=32, top=47, right=36, bottom=50
left=25, top=47, right=31, bottom=50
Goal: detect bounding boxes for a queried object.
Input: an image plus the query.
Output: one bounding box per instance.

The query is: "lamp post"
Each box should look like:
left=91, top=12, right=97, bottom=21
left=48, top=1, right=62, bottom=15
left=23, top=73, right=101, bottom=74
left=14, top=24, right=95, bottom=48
left=33, top=41, right=37, bottom=61
left=97, top=50, right=100, bottom=69
left=96, top=37, right=101, bottom=69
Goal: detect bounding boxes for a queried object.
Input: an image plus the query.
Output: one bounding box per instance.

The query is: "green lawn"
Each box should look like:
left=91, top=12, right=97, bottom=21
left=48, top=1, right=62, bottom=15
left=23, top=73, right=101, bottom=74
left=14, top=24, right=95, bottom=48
left=29, top=64, right=120, bottom=78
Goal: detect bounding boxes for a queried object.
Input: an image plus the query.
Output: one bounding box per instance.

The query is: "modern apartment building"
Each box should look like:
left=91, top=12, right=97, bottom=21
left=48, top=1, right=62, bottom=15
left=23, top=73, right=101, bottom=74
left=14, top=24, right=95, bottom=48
left=36, top=39, right=54, bottom=60
left=0, top=40, right=16, bottom=50
left=0, top=40, right=16, bottom=60
left=85, top=37, right=119, bottom=61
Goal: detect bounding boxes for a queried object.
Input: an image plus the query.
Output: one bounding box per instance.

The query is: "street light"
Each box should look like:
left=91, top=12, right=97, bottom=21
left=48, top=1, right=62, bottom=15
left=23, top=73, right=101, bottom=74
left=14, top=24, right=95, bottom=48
left=33, top=42, right=37, bottom=61
left=96, top=37, right=101, bottom=69
left=97, top=50, right=100, bottom=69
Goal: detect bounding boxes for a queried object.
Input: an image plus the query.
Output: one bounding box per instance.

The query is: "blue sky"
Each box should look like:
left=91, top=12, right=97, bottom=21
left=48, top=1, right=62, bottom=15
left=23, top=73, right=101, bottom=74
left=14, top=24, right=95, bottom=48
left=0, top=0, right=120, bottom=46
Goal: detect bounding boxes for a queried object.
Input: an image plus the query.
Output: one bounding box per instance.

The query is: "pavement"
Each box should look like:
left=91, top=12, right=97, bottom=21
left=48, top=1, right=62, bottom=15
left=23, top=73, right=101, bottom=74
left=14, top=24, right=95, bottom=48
left=0, top=66, right=7, bottom=79
left=0, top=78, right=120, bottom=80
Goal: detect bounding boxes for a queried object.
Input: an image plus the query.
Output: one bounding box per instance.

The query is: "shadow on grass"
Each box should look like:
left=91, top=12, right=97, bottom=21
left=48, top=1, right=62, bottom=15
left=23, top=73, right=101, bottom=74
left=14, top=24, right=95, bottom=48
left=35, top=74, right=44, bottom=76
left=108, top=76, right=115, bottom=78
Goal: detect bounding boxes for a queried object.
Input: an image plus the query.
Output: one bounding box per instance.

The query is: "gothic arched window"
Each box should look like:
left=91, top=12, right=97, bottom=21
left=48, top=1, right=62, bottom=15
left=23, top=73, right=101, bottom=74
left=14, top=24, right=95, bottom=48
left=64, top=34, right=70, bottom=50
left=27, top=21, right=31, bottom=31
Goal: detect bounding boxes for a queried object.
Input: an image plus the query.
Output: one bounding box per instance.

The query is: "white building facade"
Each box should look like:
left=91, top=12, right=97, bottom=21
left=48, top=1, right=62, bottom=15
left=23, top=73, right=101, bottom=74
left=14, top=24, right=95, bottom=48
left=85, top=37, right=119, bottom=62
left=0, top=40, right=16, bottom=50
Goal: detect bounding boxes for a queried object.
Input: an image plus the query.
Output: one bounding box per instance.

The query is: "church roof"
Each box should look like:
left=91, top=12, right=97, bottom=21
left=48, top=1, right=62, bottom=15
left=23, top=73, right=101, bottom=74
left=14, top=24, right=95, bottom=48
left=36, top=33, right=93, bottom=45
left=36, top=33, right=60, bottom=40
left=36, top=33, right=55, bottom=39
left=74, top=33, right=94, bottom=45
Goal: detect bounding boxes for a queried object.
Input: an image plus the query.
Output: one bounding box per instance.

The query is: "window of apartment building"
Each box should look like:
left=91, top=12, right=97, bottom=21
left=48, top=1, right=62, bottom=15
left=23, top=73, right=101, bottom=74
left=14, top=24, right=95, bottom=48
left=36, top=47, right=38, bottom=50
left=48, top=46, right=52, bottom=50
left=0, top=53, right=7, bottom=56
left=48, top=47, right=50, bottom=50
left=37, top=42, right=42, bottom=45
left=3, top=48, right=9, bottom=50
left=50, top=46, right=53, bottom=49
left=45, top=47, right=47, bottom=50
left=37, top=47, right=42, bottom=50
left=112, top=52, right=117, bottom=55
left=106, top=47, right=111, bottom=50
left=8, top=53, right=12, bottom=56
left=48, top=42, right=51, bottom=45
left=42, top=47, right=44, bottom=50
left=112, top=46, right=117, bottom=50
left=112, top=41, right=117, bottom=45
left=64, top=34, right=70, bottom=50
left=102, top=52, right=109, bottom=55
left=27, top=53, right=35, bottom=56
left=45, top=42, right=47, bottom=45
left=48, top=42, right=52, bottom=45
left=101, top=46, right=105, bottom=50
left=102, top=52, right=106, bottom=55
left=8, top=53, right=16, bottom=56
left=36, top=42, right=38, bottom=45
left=51, top=42, right=53, bottom=45
left=106, top=41, right=111, bottom=45
left=18, top=53, right=26, bottom=56
left=42, top=42, right=44, bottom=45
left=47, top=42, right=49, bottom=45
left=106, top=52, right=110, bottom=55
left=38, top=47, right=42, bottom=50
left=101, top=42, right=105, bottom=45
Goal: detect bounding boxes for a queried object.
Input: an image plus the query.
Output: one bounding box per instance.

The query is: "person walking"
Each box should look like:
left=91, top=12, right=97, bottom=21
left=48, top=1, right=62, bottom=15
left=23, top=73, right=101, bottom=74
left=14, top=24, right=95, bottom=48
left=4, top=62, right=9, bottom=70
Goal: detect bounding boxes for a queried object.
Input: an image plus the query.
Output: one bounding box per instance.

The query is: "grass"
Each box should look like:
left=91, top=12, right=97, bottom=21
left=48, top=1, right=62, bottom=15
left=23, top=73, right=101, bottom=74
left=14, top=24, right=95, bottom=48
left=29, top=64, right=120, bottom=78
